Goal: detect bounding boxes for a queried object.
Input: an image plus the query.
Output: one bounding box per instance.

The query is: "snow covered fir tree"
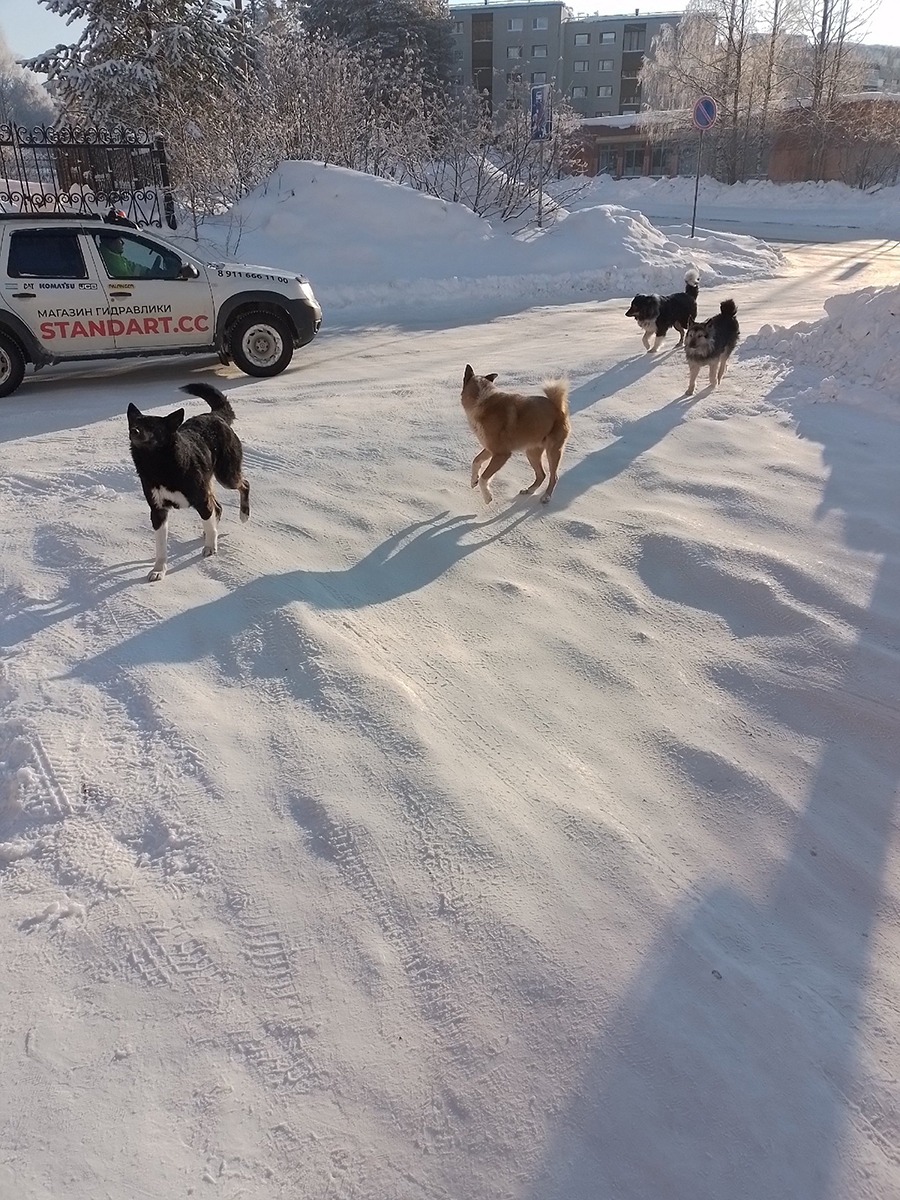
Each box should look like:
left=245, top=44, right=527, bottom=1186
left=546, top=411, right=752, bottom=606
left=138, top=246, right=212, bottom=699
left=28, top=0, right=245, bottom=127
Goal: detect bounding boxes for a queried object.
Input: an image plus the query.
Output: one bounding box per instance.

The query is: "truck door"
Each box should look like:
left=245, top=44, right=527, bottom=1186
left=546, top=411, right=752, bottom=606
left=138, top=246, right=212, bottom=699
left=87, top=229, right=215, bottom=352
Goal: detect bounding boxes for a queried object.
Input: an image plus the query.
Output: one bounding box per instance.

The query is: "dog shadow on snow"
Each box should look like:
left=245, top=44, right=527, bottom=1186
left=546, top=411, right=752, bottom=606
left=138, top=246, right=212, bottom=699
left=11, top=505, right=534, bottom=685
left=5, top=389, right=706, bottom=671
left=567, top=346, right=680, bottom=416
left=551, top=391, right=704, bottom=512
left=525, top=387, right=900, bottom=1200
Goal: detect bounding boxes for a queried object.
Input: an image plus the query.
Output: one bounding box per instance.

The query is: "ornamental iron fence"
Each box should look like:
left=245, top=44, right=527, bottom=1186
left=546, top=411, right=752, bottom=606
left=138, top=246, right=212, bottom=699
left=0, top=124, right=177, bottom=228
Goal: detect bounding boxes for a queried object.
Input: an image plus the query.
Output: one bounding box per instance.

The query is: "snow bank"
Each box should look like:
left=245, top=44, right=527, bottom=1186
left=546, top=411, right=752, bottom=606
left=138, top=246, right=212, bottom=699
left=190, top=161, right=780, bottom=315
left=744, top=284, right=900, bottom=393
left=554, top=175, right=900, bottom=239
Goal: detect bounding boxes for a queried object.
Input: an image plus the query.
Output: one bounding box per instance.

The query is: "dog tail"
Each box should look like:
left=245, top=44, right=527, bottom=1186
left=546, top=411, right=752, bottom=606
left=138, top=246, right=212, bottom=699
left=720, top=299, right=737, bottom=318
left=542, top=379, right=569, bottom=414
left=180, top=382, right=236, bottom=424
left=684, top=268, right=700, bottom=297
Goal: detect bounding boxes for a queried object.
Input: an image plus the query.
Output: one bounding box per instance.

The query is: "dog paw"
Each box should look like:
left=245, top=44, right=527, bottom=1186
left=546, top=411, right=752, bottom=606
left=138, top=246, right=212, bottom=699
left=147, top=567, right=166, bottom=583
left=240, top=511, right=250, bottom=523
left=202, top=546, right=218, bottom=558
left=540, top=495, right=552, bottom=505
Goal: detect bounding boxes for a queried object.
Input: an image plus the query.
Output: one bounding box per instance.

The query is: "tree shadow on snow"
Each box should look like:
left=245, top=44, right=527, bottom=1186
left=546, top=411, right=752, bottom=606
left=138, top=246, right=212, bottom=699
left=526, top=384, right=900, bottom=1199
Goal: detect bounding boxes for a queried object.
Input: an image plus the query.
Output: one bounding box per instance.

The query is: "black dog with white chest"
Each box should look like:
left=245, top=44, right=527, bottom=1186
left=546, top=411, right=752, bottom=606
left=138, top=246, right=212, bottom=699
left=127, top=382, right=250, bottom=582
left=626, top=268, right=700, bottom=353
left=683, top=299, right=740, bottom=396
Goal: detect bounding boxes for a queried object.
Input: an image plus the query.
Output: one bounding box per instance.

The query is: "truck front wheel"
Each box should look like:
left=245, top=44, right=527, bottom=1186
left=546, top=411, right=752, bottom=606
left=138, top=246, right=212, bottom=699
left=228, top=311, right=294, bottom=378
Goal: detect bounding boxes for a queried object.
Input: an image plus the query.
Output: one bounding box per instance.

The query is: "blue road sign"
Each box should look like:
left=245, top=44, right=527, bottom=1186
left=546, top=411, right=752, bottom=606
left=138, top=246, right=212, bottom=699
left=693, top=96, right=718, bottom=131
left=530, top=84, right=552, bottom=141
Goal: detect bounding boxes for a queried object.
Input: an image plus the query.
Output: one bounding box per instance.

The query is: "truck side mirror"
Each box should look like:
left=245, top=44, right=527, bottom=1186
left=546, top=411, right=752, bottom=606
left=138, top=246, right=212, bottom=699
left=179, top=262, right=200, bottom=280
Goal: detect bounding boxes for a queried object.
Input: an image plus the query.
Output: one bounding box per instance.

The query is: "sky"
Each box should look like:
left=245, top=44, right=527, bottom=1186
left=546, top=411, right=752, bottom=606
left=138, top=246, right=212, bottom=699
left=0, top=0, right=898, bottom=61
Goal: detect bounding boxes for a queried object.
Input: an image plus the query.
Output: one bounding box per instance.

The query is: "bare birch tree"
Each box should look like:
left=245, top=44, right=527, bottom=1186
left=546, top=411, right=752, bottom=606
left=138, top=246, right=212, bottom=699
left=641, top=0, right=878, bottom=182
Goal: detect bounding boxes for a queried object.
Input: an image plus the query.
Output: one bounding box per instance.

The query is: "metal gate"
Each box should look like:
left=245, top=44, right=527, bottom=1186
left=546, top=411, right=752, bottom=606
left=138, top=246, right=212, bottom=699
left=0, top=124, right=177, bottom=229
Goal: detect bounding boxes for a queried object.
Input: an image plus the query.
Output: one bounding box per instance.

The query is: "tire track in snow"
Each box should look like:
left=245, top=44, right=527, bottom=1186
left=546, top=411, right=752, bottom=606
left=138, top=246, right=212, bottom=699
left=288, top=790, right=468, bottom=1060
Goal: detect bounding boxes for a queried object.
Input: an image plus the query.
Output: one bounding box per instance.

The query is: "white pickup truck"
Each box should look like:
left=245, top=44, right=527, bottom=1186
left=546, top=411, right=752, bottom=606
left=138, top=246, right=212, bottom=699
left=0, top=210, right=322, bottom=397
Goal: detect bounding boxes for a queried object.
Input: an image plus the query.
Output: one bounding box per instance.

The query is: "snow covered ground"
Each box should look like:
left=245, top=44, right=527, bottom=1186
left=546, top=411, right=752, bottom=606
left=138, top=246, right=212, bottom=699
left=561, top=174, right=900, bottom=242
left=1, top=181, right=899, bottom=1200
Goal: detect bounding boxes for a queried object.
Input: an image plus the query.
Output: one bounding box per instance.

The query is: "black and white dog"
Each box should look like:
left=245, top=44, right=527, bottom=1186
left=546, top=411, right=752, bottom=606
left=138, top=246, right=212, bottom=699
left=626, top=269, right=700, bottom=353
left=683, top=299, right=740, bottom=396
left=127, top=382, right=250, bottom=582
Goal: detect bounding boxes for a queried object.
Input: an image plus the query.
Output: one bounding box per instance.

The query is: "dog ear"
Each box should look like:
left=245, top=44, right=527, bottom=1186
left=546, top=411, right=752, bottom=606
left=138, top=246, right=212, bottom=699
left=463, top=364, right=474, bottom=385
left=166, top=408, right=185, bottom=430
left=126, top=403, right=141, bottom=423
left=485, top=373, right=498, bottom=382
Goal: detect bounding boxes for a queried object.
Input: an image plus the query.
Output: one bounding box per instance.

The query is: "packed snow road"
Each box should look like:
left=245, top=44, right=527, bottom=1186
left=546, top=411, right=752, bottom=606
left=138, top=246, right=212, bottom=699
left=1, top=239, right=899, bottom=1200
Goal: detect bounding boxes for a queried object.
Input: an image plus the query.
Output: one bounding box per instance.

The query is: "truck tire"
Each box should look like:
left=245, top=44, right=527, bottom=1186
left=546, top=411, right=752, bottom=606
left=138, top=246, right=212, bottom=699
left=0, top=331, right=25, bottom=398
left=228, top=311, right=294, bottom=378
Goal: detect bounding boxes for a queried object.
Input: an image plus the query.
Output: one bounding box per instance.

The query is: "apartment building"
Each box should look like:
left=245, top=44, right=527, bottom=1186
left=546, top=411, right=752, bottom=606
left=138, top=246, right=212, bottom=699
left=448, top=3, right=684, bottom=117
left=857, top=45, right=900, bottom=95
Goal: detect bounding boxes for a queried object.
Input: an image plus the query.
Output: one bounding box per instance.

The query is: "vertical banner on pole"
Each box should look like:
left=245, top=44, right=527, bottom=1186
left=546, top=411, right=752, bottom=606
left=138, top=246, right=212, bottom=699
left=530, top=83, right=552, bottom=141
left=531, top=84, right=552, bottom=228
left=690, top=96, right=718, bottom=238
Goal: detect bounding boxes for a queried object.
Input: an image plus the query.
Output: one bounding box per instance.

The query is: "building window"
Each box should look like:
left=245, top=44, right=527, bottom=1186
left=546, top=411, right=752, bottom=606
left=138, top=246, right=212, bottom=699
left=650, top=145, right=667, bottom=176
left=572, top=86, right=588, bottom=98
left=597, top=85, right=613, bottom=97
left=599, top=59, right=614, bottom=72
left=623, top=27, right=646, bottom=52
left=507, top=17, right=523, bottom=32
left=452, top=21, right=464, bottom=35
left=573, top=60, right=590, bottom=72
left=533, top=17, right=549, bottom=30
left=575, top=33, right=590, bottom=45
left=623, top=145, right=643, bottom=176
left=600, top=31, right=616, bottom=44
left=532, top=44, right=548, bottom=58
left=531, top=71, right=547, bottom=84
left=472, top=14, right=491, bottom=43
left=507, top=46, right=522, bottom=59
left=595, top=110, right=611, bottom=118
left=507, top=72, right=522, bottom=84
left=678, top=145, right=698, bottom=176
left=598, top=148, right=617, bottom=174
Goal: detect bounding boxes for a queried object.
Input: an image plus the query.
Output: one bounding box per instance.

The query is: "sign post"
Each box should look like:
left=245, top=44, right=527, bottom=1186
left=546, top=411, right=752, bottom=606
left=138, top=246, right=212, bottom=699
left=530, top=84, right=552, bottom=228
left=690, top=96, right=718, bottom=238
